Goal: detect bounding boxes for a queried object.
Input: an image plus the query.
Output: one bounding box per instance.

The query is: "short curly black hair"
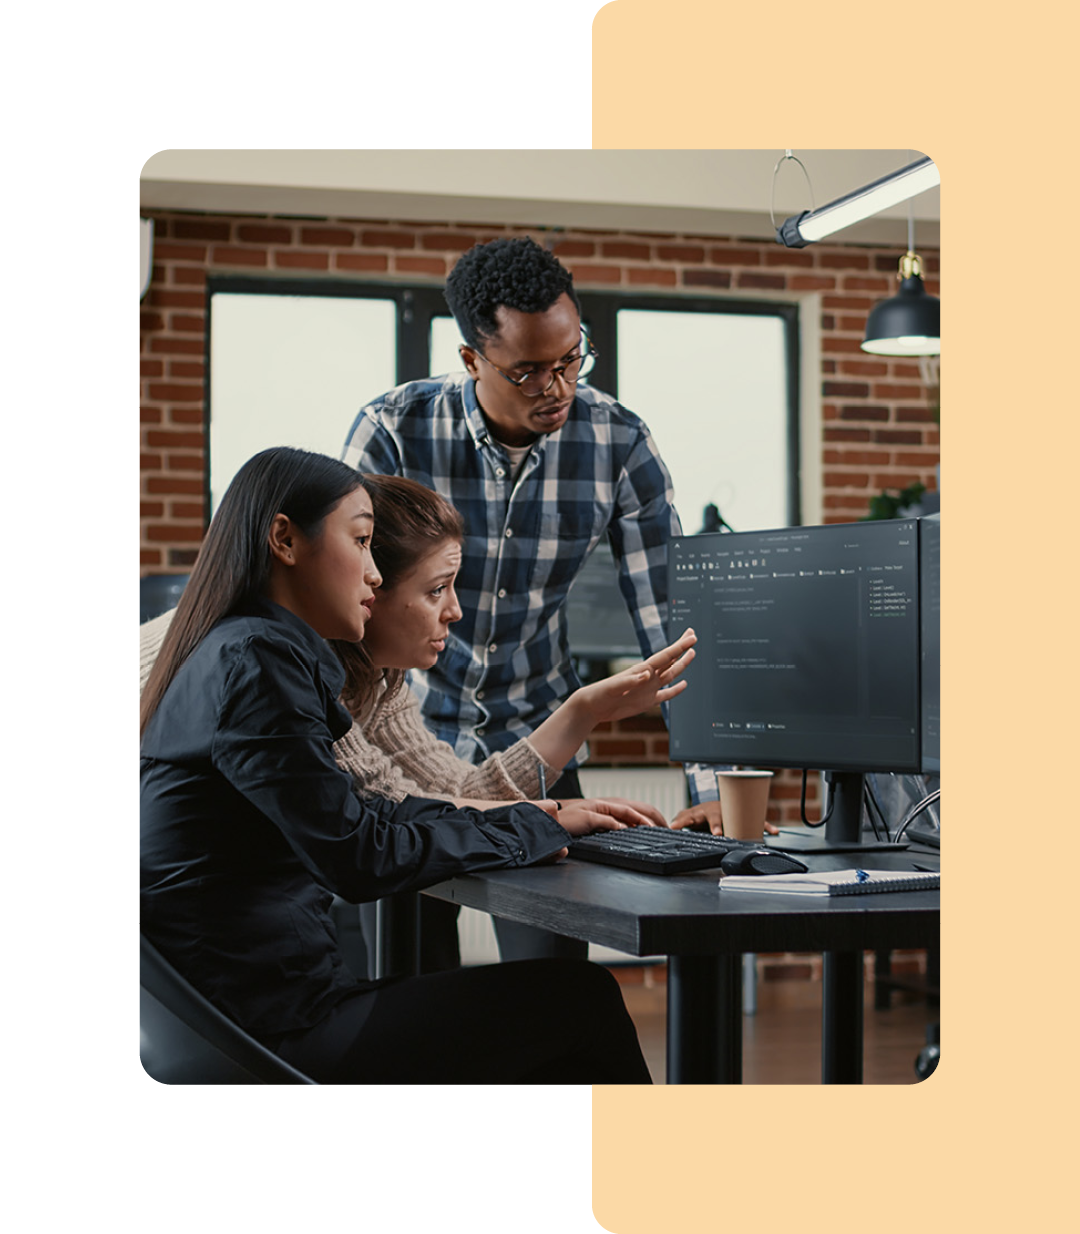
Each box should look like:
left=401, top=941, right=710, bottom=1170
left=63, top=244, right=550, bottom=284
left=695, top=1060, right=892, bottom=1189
left=444, top=237, right=581, bottom=349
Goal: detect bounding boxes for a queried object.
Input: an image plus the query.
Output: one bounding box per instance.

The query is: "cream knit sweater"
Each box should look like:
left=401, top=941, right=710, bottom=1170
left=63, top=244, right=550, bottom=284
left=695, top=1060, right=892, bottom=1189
left=139, top=609, right=557, bottom=804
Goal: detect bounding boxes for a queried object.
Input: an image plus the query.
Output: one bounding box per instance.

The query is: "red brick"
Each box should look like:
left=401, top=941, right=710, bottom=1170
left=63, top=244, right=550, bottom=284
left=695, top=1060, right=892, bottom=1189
left=824, top=494, right=872, bottom=511
left=895, top=451, right=940, bottom=467
left=593, top=739, right=647, bottom=757
left=683, top=269, right=732, bottom=289
left=823, top=381, right=869, bottom=397
left=839, top=316, right=868, bottom=332
left=872, top=429, right=923, bottom=445
left=737, top=272, right=786, bottom=290
left=823, top=338, right=867, bottom=354
left=148, top=290, right=206, bottom=309
left=820, top=251, right=870, bottom=270
left=709, top=247, right=761, bottom=265
left=300, top=227, right=354, bottom=246
left=166, top=454, right=204, bottom=471
left=172, top=267, right=207, bottom=287
left=820, top=315, right=835, bottom=331
left=839, top=405, right=889, bottom=422
left=146, top=523, right=206, bottom=543
left=168, top=548, right=201, bottom=567
left=873, top=472, right=922, bottom=489
left=168, top=360, right=204, bottom=379
left=824, top=449, right=889, bottom=465
left=150, top=337, right=204, bottom=355
left=824, top=471, right=870, bottom=487
left=765, top=248, right=813, bottom=267
left=140, top=452, right=163, bottom=470
left=896, top=406, right=937, bottom=423
left=170, top=501, right=204, bottom=519
left=873, top=383, right=922, bottom=400
left=421, top=232, right=479, bottom=252
left=211, top=246, right=268, bottom=267
left=552, top=240, right=595, bottom=259
left=147, top=384, right=202, bottom=403
left=238, top=224, right=293, bottom=244
left=141, top=359, right=164, bottom=377
left=146, top=428, right=204, bottom=448
left=274, top=250, right=329, bottom=270
left=656, top=243, right=705, bottom=262
left=142, top=549, right=163, bottom=566
left=824, top=295, right=874, bottom=310
left=628, top=267, right=677, bottom=287
left=154, top=243, right=209, bottom=262
left=394, top=255, right=447, bottom=277
left=141, top=501, right=164, bottom=517
left=840, top=359, right=888, bottom=376
left=174, top=220, right=231, bottom=241
left=601, top=241, right=651, bottom=261
left=843, top=276, right=890, bottom=292
left=169, top=407, right=204, bottom=425
left=146, top=476, right=204, bottom=495
left=824, top=428, right=872, bottom=443
left=334, top=254, right=389, bottom=273
left=790, top=275, right=836, bottom=291
left=566, top=263, right=622, bottom=284
left=362, top=229, right=417, bottom=248
left=141, top=310, right=165, bottom=332
left=140, top=406, right=162, bottom=424
left=169, top=314, right=204, bottom=334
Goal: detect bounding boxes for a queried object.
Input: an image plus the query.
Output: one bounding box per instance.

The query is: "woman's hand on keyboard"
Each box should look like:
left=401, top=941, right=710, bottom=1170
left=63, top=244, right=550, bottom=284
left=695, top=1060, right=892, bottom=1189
left=670, top=800, right=780, bottom=836
left=534, top=796, right=665, bottom=836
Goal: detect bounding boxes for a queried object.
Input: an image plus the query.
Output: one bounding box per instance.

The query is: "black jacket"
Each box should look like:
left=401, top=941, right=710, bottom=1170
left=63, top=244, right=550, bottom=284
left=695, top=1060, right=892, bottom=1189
left=140, top=599, right=570, bottom=1038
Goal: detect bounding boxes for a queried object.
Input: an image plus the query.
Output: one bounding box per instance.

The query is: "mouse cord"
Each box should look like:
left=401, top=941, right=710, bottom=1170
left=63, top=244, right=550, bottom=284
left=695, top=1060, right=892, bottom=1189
left=863, top=779, right=891, bottom=842
left=799, top=769, right=834, bottom=828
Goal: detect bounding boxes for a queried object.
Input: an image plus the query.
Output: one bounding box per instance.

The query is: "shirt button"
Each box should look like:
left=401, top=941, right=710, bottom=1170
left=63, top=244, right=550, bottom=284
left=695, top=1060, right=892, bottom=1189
left=489, top=643, right=497, bottom=653
left=496, top=467, right=506, bottom=478
left=497, top=589, right=507, bottom=599
left=476, top=727, right=485, bottom=736
left=504, top=528, right=513, bottom=538
left=476, top=690, right=485, bottom=700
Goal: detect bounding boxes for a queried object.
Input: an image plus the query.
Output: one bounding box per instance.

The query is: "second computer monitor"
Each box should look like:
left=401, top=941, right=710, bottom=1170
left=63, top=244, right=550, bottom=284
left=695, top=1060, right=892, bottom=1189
left=667, top=517, right=936, bottom=776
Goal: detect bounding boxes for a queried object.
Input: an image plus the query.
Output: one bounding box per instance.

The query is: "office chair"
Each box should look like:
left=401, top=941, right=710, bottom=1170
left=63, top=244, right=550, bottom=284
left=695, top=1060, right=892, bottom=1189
left=140, top=573, right=190, bottom=625
left=140, top=934, right=316, bottom=1084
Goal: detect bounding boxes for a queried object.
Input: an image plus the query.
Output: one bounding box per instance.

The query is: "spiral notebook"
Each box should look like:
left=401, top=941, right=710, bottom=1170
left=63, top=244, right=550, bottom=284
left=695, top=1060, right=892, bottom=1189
left=719, top=868, right=940, bottom=896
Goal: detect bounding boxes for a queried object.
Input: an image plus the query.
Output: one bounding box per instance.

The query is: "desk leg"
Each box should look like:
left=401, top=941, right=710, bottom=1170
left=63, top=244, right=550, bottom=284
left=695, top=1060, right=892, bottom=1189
left=374, top=892, right=420, bottom=980
left=667, top=954, right=742, bottom=1084
left=822, top=950, right=863, bottom=1083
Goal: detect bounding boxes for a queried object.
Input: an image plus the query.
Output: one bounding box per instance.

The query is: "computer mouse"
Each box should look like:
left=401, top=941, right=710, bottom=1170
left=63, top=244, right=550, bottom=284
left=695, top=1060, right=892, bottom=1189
left=720, top=848, right=810, bottom=876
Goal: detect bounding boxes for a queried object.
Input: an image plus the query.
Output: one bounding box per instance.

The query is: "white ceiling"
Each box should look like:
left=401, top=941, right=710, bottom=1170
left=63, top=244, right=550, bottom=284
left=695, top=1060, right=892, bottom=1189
left=140, top=149, right=940, bottom=248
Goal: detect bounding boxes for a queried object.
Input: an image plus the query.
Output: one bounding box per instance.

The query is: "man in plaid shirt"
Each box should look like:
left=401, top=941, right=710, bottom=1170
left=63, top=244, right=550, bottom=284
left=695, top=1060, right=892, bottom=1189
left=342, top=237, right=716, bottom=965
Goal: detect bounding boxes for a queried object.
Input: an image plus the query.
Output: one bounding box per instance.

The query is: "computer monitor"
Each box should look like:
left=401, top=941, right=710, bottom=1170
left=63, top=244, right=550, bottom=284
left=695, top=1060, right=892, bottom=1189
left=565, top=541, right=642, bottom=662
left=667, top=515, right=940, bottom=848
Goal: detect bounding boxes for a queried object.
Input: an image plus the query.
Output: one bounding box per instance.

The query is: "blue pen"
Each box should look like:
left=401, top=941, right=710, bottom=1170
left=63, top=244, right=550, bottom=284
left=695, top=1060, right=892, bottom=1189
left=538, top=763, right=547, bottom=799
left=855, top=869, right=870, bottom=883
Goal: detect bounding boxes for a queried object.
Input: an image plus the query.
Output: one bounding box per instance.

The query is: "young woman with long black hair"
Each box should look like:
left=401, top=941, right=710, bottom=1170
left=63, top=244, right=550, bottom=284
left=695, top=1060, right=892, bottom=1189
left=141, top=447, right=660, bottom=1083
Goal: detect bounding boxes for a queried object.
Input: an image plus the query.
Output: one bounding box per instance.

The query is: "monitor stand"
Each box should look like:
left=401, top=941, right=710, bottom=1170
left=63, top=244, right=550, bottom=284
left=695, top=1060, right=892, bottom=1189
left=770, top=771, right=909, bottom=855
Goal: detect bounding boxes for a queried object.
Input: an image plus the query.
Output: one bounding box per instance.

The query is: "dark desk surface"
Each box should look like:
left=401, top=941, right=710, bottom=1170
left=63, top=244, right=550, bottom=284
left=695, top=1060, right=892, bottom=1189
left=424, top=849, right=940, bottom=958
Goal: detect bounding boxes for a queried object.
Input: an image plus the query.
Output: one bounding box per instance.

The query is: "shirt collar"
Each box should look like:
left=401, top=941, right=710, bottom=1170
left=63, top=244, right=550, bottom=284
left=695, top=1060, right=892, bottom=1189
left=234, top=596, right=347, bottom=694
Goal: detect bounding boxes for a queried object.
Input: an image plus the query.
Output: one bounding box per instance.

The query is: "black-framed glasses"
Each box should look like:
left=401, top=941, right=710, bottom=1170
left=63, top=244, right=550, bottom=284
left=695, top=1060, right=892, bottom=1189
left=465, top=331, right=598, bottom=396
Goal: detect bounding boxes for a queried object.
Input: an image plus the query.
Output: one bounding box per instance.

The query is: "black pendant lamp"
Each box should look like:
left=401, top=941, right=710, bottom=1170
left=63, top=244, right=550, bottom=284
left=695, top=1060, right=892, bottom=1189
left=861, top=250, right=940, bottom=356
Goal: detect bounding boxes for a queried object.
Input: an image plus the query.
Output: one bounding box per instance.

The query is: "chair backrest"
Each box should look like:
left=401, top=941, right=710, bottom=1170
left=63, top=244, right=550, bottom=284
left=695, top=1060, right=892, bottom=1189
left=140, top=934, right=316, bottom=1084
left=140, top=574, right=190, bottom=625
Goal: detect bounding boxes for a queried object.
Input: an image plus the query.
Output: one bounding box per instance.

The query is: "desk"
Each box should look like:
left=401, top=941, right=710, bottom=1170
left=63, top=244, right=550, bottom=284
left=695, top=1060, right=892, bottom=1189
left=421, top=850, right=939, bottom=1084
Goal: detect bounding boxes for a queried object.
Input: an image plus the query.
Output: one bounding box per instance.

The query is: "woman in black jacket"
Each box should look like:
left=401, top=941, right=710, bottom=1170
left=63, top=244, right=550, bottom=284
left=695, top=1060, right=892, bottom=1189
left=140, top=446, right=651, bottom=1083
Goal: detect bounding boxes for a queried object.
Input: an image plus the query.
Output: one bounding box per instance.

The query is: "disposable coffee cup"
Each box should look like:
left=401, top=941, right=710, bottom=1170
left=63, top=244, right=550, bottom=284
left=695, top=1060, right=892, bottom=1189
left=716, top=770, right=774, bottom=841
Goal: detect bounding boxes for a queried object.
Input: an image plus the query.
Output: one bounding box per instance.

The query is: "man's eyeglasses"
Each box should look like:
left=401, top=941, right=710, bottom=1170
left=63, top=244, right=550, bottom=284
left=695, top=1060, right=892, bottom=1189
left=465, top=332, right=598, bottom=397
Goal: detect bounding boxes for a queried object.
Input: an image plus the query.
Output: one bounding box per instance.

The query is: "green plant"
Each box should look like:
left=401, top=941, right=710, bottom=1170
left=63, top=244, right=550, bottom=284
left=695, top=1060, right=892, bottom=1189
left=863, top=481, right=926, bottom=521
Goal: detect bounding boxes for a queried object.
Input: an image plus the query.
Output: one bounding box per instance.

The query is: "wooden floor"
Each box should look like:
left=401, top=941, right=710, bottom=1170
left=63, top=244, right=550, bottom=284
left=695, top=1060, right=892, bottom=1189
left=614, top=966, right=937, bottom=1085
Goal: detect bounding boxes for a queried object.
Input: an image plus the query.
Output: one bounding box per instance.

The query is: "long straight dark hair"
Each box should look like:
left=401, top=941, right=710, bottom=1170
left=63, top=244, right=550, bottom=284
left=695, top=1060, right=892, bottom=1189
left=140, top=447, right=373, bottom=737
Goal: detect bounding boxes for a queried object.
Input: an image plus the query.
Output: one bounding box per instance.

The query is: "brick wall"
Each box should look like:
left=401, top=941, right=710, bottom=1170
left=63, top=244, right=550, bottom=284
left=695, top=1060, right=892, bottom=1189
left=139, top=209, right=940, bottom=821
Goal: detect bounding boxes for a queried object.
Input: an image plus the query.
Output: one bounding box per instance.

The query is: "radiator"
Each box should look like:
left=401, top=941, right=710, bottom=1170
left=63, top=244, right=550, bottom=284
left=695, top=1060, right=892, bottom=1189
left=459, top=767, right=689, bottom=966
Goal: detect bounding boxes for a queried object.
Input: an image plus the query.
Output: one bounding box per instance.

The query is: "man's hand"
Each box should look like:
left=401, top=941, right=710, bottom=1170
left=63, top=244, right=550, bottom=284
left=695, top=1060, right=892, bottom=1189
left=670, top=800, right=779, bottom=836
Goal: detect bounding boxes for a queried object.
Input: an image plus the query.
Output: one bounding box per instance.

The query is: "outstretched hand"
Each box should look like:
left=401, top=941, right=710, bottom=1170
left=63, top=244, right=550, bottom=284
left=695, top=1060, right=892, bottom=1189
left=574, top=629, right=697, bottom=726
left=670, top=800, right=780, bottom=837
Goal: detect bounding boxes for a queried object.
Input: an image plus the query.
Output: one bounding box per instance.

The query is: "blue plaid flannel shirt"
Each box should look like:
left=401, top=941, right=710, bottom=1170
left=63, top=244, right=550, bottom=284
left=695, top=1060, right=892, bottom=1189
left=342, top=372, right=716, bottom=803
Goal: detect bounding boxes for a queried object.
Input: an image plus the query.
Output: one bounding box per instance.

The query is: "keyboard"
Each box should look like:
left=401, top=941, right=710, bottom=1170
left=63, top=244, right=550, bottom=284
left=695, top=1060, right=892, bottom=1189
left=569, top=827, right=753, bottom=875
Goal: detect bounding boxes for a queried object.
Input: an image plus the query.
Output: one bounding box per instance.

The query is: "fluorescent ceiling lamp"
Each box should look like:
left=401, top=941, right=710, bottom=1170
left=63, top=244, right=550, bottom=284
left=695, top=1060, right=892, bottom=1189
left=776, top=156, right=939, bottom=248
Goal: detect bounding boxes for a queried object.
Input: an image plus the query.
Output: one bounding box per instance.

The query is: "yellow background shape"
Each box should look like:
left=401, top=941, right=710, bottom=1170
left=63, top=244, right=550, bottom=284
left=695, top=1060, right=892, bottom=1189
left=591, top=1, right=1076, bottom=1232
